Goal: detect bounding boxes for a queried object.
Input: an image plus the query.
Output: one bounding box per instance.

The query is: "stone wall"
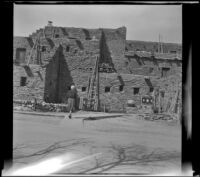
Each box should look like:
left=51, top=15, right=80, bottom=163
left=13, top=25, right=182, bottom=113
left=126, top=40, right=182, bottom=54
left=13, top=65, right=45, bottom=102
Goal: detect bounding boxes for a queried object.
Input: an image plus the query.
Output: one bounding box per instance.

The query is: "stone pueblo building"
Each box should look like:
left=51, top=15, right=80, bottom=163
left=13, top=22, right=182, bottom=113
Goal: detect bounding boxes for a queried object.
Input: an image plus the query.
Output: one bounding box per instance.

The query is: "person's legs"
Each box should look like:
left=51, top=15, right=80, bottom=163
left=65, top=98, right=72, bottom=119
left=68, top=98, right=74, bottom=119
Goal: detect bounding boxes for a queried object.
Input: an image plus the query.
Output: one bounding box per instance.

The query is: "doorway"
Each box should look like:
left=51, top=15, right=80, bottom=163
left=161, top=67, right=170, bottom=77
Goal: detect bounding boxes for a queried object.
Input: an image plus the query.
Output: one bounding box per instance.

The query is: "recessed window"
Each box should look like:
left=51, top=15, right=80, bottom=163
left=161, top=91, right=165, bottom=97
left=82, top=87, right=87, bottom=92
left=161, top=67, right=170, bottom=77
left=41, top=46, right=46, bottom=52
left=55, top=34, right=59, bottom=38
left=133, top=87, right=140, bottom=95
left=16, top=48, right=26, bottom=63
left=105, top=86, right=111, bottom=93
left=66, top=46, right=70, bottom=52
left=20, top=77, right=27, bottom=86
left=74, top=49, right=78, bottom=54
left=150, top=87, right=154, bottom=93
left=119, top=85, right=124, bottom=92
left=170, top=50, right=177, bottom=54
left=149, top=67, right=153, bottom=73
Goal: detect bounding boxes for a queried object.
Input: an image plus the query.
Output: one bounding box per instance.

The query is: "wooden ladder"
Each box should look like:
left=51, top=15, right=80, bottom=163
left=168, top=88, right=179, bottom=114
left=86, top=56, right=100, bottom=111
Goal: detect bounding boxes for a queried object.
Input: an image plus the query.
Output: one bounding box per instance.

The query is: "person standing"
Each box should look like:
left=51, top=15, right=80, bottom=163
left=65, top=84, right=77, bottom=119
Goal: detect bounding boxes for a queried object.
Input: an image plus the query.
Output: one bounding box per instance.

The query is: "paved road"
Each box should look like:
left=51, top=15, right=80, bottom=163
left=11, top=112, right=181, bottom=175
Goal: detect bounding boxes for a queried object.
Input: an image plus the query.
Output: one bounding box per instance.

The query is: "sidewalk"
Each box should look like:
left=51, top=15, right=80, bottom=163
left=13, top=110, right=125, bottom=119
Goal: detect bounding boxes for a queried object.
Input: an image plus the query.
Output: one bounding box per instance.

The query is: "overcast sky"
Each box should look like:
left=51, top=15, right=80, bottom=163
left=14, top=5, right=182, bottom=43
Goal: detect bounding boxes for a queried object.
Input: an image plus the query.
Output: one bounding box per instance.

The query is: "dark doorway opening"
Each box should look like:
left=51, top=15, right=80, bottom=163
left=105, top=86, right=111, bottom=93
left=119, top=85, right=124, bottom=92
left=20, top=77, right=27, bottom=86
left=161, top=67, right=170, bottom=77
left=133, top=87, right=140, bottom=95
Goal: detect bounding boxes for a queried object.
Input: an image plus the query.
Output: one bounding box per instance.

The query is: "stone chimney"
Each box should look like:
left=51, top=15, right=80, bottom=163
left=48, top=21, right=53, bottom=27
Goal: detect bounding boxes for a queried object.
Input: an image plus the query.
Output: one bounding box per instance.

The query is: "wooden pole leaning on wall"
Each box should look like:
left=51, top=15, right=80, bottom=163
left=96, top=55, right=100, bottom=111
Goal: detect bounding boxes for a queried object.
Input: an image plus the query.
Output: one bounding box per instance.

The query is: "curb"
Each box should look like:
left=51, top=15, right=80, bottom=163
left=13, top=111, right=125, bottom=119
left=14, top=111, right=65, bottom=118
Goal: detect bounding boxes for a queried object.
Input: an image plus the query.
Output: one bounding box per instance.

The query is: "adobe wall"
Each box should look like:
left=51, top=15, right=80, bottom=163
left=72, top=72, right=159, bottom=112
left=13, top=65, right=45, bottom=102
left=126, top=40, right=182, bottom=54
left=13, top=25, right=182, bottom=113
left=125, top=55, right=182, bottom=77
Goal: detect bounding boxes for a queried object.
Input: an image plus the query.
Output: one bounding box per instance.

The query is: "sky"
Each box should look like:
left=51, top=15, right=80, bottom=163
left=14, top=5, right=182, bottom=44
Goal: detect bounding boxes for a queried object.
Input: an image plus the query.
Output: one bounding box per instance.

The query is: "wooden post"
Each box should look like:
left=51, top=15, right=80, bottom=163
left=96, top=56, right=100, bottom=111
left=158, top=90, right=161, bottom=113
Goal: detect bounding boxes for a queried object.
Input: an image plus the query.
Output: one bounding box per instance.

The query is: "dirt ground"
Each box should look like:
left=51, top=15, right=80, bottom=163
left=10, top=112, right=181, bottom=175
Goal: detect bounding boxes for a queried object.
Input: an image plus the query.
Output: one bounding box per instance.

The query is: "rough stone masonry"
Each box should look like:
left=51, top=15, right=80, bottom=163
left=13, top=23, right=182, bottom=113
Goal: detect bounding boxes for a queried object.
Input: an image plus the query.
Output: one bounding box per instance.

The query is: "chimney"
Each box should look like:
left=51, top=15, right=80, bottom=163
left=48, top=21, right=53, bottom=27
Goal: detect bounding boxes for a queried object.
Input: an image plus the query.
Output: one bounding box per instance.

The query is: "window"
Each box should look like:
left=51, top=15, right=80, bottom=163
left=161, top=67, right=170, bottom=77
left=41, top=46, right=46, bottom=52
left=105, top=86, right=111, bottom=93
left=20, top=77, right=27, bottom=86
left=74, top=49, right=78, bottom=54
left=66, top=46, right=70, bottom=52
left=150, top=87, right=154, bottom=93
left=133, top=87, right=140, bottom=95
left=119, top=85, right=124, bottom=92
left=170, top=50, right=177, bottom=54
left=149, top=67, right=153, bottom=73
left=85, top=37, right=91, bottom=40
left=55, top=34, right=59, bottom=38
left=82, top=87, right=87, bottom=92
left=161, top=91, right=165, bottom=97
left=16, top=48, right=26, bottom=63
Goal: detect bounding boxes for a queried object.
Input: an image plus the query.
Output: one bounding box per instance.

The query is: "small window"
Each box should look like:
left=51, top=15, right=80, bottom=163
left=16, top=48, right=26, bottom=63
left=170, top=50, right=177, bottom=54
left=74, top=49, right=78, bottom=54
left=66, top=46, right=70, bottom=52
left=161, top=67, right=170, bottom=77
left=161, top=91, right=165, bottom=97
left=105, top=86, right=111, bottom=93
left=82, top=87, right=87, bottom=92
left=119, top=85, right=124, bottom=92
left=150, top=87, right=154, bottom=93
left=55, top=34, right=59, bottom=38
left=85, top=37, right=91, bottom=40
left=133, top=88, right=140, bottom=95
left=149, top=67, right=153, bottom=73
left=20, top=77, right=27, bottom=86
left=41, top=46, right=46, bottom=52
